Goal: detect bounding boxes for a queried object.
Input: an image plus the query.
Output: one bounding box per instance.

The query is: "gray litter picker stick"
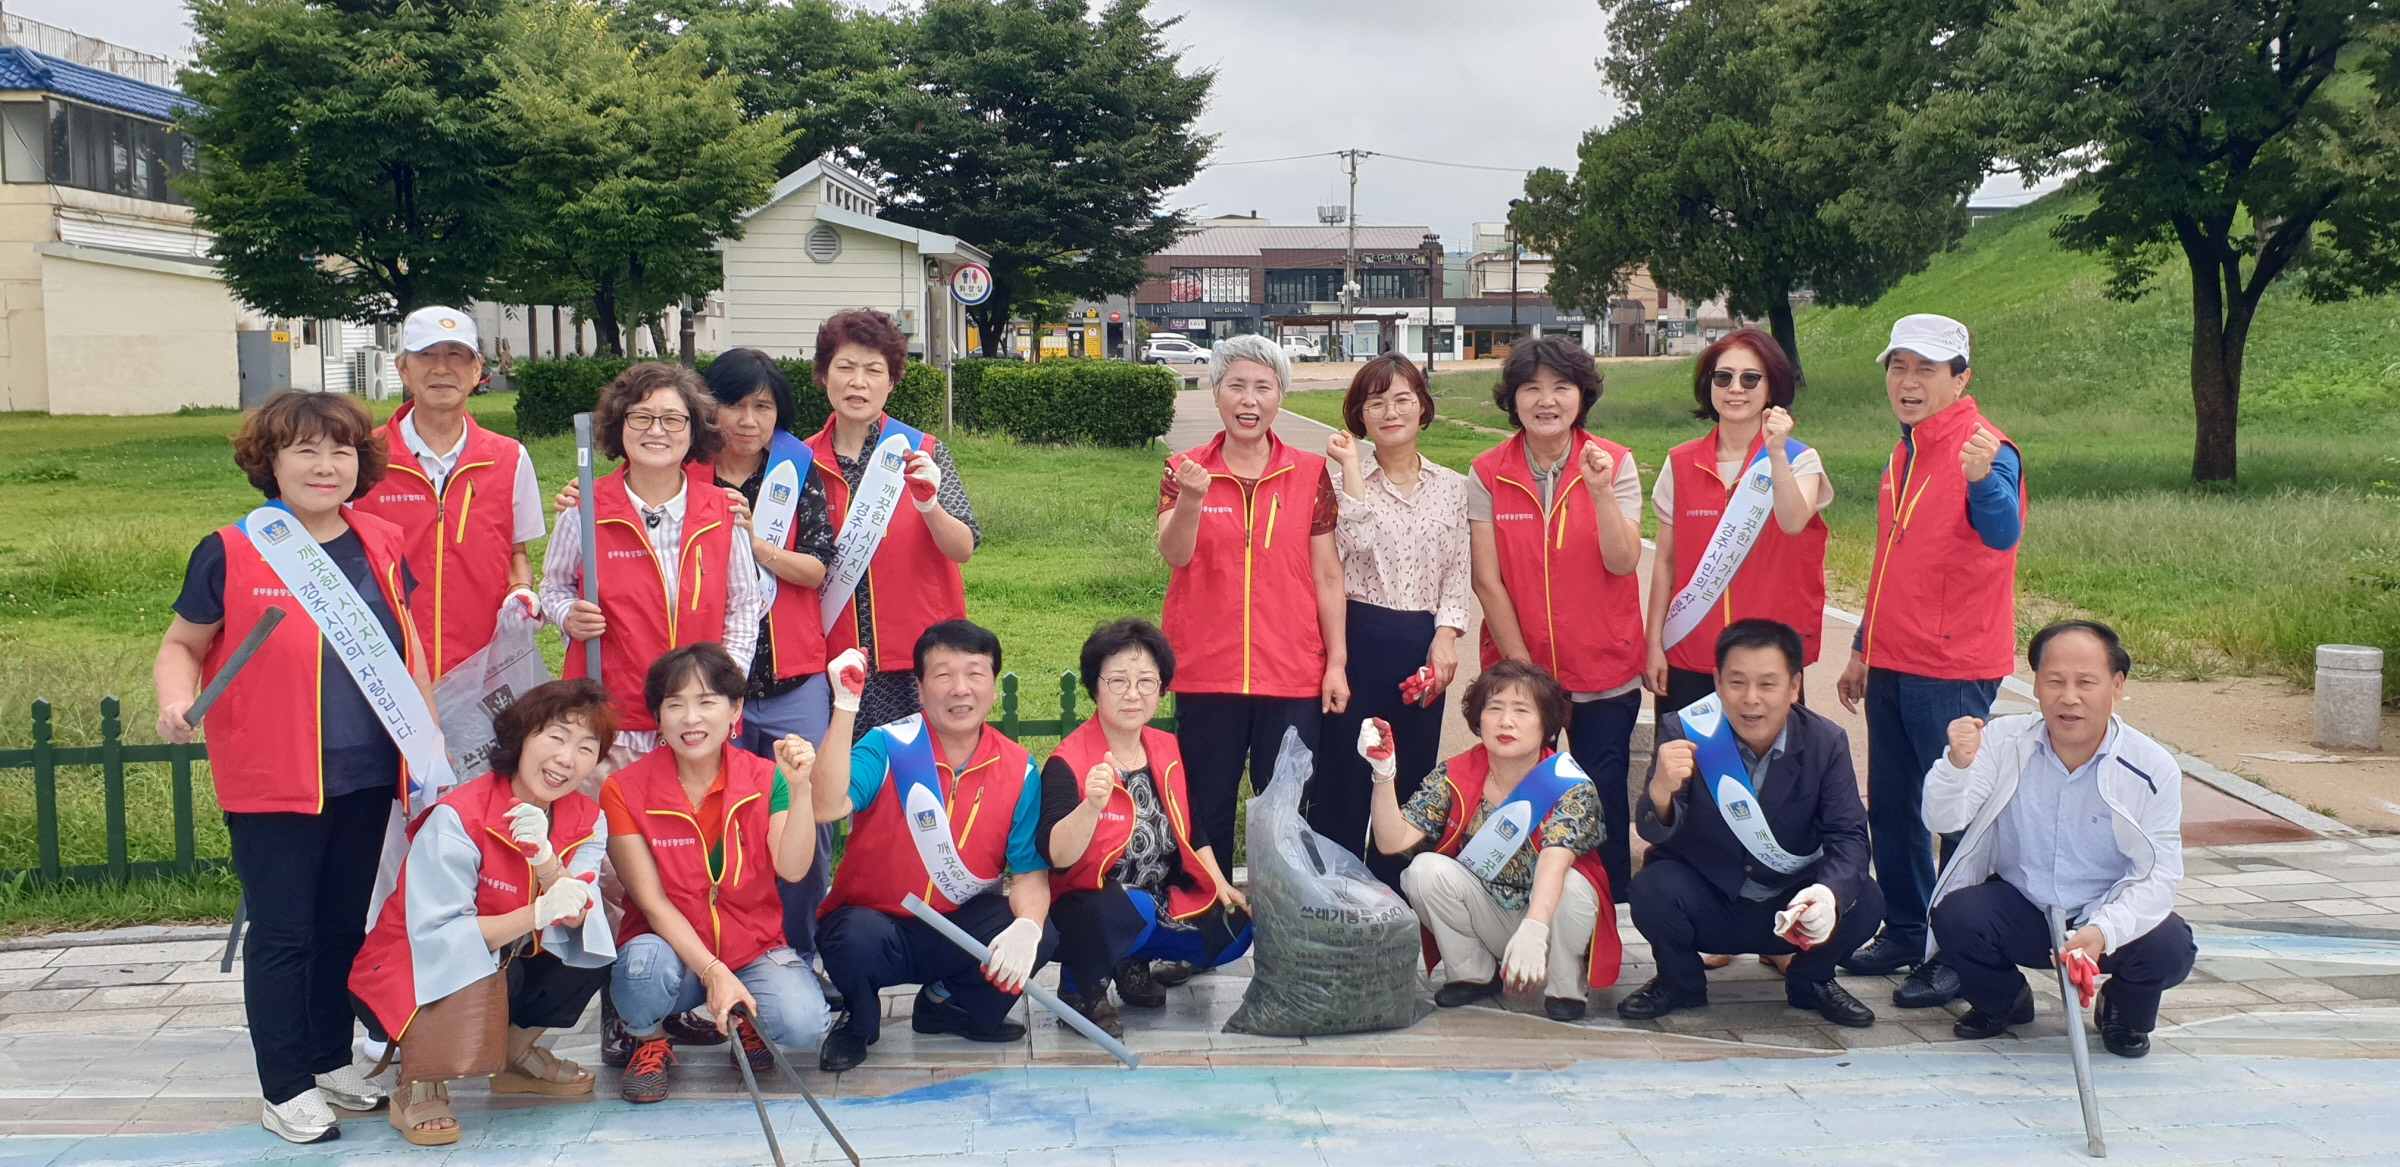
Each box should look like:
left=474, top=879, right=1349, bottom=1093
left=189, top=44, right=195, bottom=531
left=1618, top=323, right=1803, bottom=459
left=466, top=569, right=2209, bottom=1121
left=194, top=604, right=287, bottom=973
left=572, top=412, right=602, bottom=682
left=728, top=1002, right=861, bottom=1167
left=2047, top=905, right=2107, bottom=1158
left=901, top=894, right=1141, bottom=1069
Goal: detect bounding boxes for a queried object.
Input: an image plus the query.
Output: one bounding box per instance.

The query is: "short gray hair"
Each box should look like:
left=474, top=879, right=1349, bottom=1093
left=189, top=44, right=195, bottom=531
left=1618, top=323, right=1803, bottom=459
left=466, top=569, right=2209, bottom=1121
left=1207, top=333, right=1289, bottom=394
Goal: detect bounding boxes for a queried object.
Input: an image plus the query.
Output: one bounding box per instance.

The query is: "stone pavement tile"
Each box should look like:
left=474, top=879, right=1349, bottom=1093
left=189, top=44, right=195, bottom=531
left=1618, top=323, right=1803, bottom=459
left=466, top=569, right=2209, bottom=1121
left=1514, top=1122, right=1643, bottom=1160
left=2245, top=977, right=2362, bottom=1004
left=2244, top=882, right=2366, bottom=903
left=2125, top=1120, right=2330, bottom=1163
left=159, top=982, right=245, bottom=1007
left=31, top=965, right=177, bottom=990
left=0, top=951, right=56, bottom=971
left=0, top=988, right=90, bottom=1014
left=1317, top=1127, right=1544, bottom=1166
left=166, top=1005, right=248, bottom=1028
left=2209, top=869, right=2334, bottom=887
left=1728, top=1025, right=1842, bottom=1050
left=2180, top=886, right=2266, bottom=905
left=77, top=986, right=176, bottom=1010
left=0, top=969, right=54, bottom=991
left=158, top=963, right=239, bottom=985
left=966, top=1115, right=1077, bottom=1154
left=42, top=943, right=224, bottom=968
left=0, top=1139, right=77, bottom=1167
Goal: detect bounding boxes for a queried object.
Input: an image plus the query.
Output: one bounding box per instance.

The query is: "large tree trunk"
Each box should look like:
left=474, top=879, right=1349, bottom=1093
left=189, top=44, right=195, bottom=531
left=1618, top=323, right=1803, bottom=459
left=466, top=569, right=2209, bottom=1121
left=2184, top=248, right=2244, bottom=483
left=592, top=273, right=623, bottom=357
left=1764, top=296, right=1803, bottom=390
left=969, top=301, right=1006, bottom=357
left=646, top=316, right=671, bottom=360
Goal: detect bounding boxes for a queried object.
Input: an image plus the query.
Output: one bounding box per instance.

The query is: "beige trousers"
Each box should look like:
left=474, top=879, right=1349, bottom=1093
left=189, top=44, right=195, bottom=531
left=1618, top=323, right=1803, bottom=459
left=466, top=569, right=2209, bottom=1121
left=1401, top=850, right=1599, bottom=999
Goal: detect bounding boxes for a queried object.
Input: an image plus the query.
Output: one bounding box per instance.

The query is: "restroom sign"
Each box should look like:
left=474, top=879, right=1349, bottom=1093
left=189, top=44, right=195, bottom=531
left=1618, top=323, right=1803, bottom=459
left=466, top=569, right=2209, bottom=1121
left=950, top=263, right=993, bottom=306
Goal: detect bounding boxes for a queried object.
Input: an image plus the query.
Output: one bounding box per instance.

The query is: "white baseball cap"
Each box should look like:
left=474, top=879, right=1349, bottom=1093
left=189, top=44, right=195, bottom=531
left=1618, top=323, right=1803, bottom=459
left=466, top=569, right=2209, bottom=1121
left=401, top=305, right=480, bottom=354
left=1876, top=313, right=1970, bottom=366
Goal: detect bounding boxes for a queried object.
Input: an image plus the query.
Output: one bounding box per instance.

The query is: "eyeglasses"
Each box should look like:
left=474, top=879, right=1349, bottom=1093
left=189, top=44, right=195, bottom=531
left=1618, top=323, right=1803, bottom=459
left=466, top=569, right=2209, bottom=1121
left=1361, top=395, right=1420, bottom=415
left=1101, top=676, right=1162, bottom=697
left=1710, top=370, right=1765, bottom=390
left=626, top=412, right=690, bottom=433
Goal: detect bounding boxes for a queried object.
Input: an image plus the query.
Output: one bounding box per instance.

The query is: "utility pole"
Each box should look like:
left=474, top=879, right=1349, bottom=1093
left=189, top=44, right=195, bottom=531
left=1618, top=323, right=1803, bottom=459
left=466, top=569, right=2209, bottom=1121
left=1336, top=148, right=1371, bottom=359
left=1508, top=198, right=1522, bottom=339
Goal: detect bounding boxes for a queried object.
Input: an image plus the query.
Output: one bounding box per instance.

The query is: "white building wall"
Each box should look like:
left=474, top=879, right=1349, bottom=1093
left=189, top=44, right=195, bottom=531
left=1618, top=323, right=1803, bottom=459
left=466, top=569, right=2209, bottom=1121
left=721, top=182, right=917, bottom=359
left=39, top=246, right=239, bottom=414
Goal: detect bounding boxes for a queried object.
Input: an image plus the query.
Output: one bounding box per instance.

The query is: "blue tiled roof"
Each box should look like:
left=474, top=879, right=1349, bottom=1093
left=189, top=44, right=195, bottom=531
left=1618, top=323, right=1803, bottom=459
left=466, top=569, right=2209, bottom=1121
left=0, top=46, right=188, bottom=122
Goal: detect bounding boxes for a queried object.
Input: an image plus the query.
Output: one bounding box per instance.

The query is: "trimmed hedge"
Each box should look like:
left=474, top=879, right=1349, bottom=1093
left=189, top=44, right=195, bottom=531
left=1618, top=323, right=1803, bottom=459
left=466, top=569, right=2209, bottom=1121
left=514, top=354, right=945, bottom=440
left=966, top=360, right=1177, bottom=447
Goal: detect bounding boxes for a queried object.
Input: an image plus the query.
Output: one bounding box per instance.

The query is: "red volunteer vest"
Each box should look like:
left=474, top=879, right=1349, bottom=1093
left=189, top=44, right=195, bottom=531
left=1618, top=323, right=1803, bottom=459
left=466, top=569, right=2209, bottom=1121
left=201, top=507, right=415, bottom=815
left=562, top=466, right=734, bottom=732
left=1429, top=746, right=1621, bottom=988
left=349, top=773, right=602, bottom=1040
left=1664, top=430, right=1830, bottom=673
left=1048, top=719, right=1220, bottom=920
left=1859, top=397, right=2023, bottom=680
left=805, top=415, right=966, bottom=674
left=610, top=745, right=786, bottom=970
left=822, top=723, right=1034, bottom=918
left=355, top=404, right=525, bottom=677
left=1160, top=432, right=1327, bottom=698
left=1471, top=431, right=1644, bottom=693
left=714, top=460, right=829, bottom=683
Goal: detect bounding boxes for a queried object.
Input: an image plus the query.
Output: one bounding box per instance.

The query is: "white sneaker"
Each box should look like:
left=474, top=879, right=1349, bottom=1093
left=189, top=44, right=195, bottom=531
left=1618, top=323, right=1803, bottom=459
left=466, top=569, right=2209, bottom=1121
left=261, top=1087, right=342, bottom=1144
left=314, top=1063, right=388, bottom=1111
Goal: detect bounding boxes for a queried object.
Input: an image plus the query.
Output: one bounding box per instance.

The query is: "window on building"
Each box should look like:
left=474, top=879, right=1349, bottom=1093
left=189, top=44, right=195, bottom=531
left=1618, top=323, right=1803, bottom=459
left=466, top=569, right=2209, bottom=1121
left=1168, top=267, right=1250, bottom=304
left=1265, top=269, right=1342, bottom=303
left=1358, top=269, right=1427, bottom=300
left=24, top=98, right=191, bottom=203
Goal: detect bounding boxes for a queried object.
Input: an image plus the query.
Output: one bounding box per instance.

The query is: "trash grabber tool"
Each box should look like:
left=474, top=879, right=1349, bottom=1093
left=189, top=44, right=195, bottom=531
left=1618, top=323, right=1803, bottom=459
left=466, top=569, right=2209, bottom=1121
left=724, top=1003, right=788, bottom=1167
left=734, top=1001, right=863, bottom=1166
left=572, top=412, right=602, bottom=682
left=2047, top=904, right=2106, bottom=1158
left=189, top=603, right=286, bottom=972
left=901, top=894, right=1141, bottom=1069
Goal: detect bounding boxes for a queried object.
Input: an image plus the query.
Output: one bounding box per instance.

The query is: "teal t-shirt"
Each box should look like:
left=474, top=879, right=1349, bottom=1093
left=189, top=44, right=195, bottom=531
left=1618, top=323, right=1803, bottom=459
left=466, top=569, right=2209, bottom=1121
left=848, top=723, right=1046, bottom=875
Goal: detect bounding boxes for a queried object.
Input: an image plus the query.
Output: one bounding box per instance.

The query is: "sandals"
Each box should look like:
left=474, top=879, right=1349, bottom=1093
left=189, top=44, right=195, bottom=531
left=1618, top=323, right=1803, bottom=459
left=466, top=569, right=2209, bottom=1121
left=389, top=1080, right=459, bottom=1147
left=490, top=1044, right=595, bottom=1097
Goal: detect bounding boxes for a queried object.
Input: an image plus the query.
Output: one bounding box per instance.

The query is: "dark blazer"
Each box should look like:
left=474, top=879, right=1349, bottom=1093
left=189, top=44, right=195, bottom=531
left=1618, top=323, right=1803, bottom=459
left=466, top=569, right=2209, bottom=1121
left=1636, top=703, right=1871, bottom=907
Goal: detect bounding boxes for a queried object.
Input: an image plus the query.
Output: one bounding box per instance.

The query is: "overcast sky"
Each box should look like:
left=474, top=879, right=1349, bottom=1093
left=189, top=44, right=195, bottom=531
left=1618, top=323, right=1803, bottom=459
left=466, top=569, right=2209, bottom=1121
left=35, top=0, right=2054, bottom=247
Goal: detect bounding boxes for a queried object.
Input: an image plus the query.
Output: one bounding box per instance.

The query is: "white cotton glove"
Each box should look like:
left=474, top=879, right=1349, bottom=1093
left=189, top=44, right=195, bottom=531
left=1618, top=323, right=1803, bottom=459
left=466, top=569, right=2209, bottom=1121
left=983, top=917, right=1042, bottom=994
left=1356, top=717, right=1397, bottom=782
left=532, top=872, right=598, bottom=930
left=904, top=449, right=943, bottom=513
left=501, top=586, right=540, bottom=621
left=1775, top=883, right=1838, bottom=949
left=828, top=648, right=867, bottom=713
left=503, top=802, right=554, bottom=868
left=1502, top=917, right=1550, bottom=990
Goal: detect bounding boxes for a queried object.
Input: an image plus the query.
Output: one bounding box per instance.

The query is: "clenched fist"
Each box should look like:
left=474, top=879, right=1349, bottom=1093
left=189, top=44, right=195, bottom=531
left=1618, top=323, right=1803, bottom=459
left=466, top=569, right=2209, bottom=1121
left=1761, top=406, right=1794, bottom=446
left=1580, top=442, right=1615, bottom=493
left=773, top=734, right=816, bottom=784
left=1648, top=738, right=1698, bottom=821
left=1960, top=427, right=2002, bottom=483
left=1946, top=716, right=1986, bottom=769
left=1173, top=457, right=1212, bottom=501
left=1324, top=430, right=1363, bottom=478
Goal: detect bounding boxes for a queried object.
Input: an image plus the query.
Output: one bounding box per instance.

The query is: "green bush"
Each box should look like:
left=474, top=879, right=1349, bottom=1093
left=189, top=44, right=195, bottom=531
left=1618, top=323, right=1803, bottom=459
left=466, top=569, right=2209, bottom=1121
left=971, top=360, right=1177, bottom=446
left=514, top=354, right=946, bottom=440
left=948, top=357, right=1013, bottom=430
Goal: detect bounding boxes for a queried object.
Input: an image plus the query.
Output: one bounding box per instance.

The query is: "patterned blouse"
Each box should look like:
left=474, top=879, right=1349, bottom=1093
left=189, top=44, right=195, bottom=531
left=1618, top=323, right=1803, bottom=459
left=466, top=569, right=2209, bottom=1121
left=1398, top=760, right=1603, bottom=910
left=1329, top=455, right=1472, bottom=631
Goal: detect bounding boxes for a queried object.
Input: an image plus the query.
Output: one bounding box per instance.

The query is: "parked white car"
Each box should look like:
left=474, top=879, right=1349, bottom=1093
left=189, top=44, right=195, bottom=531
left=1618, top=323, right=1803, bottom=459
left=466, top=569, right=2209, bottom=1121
left=1279, top=335, right=1324, bottom=363
left=1143, top=336, right=1211, bottom=365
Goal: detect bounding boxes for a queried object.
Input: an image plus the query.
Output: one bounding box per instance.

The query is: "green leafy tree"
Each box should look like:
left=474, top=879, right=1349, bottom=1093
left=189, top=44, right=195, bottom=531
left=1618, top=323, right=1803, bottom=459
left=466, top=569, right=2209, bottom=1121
left=493, top=0, right=794, bottom=356
left=620, top=0, right=895, bottom=176
left=852, top=0, right=1212, bottom=357
left=1964, top=0, right=2400, bottom=483
left=1515, top=0, right=1991, bottom=380
left=179, top=0, right=515, bottom=321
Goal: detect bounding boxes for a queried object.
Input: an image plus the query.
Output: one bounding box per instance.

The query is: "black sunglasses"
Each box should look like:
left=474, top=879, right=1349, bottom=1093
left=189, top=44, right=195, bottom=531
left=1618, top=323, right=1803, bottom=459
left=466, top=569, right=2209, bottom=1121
left=1710, top=369, right=1765, bottom=389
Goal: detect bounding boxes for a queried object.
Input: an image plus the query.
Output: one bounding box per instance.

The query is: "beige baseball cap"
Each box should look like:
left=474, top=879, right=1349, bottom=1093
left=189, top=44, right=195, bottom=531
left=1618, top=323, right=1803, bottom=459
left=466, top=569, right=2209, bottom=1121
left=401, top=305, right=480, bottom=354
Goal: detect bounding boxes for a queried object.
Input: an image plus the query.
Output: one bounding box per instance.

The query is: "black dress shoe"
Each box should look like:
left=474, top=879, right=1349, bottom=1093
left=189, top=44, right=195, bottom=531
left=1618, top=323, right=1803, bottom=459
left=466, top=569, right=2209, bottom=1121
left=1839, top=934, right=1920, bottom=976
left=1115, top=959, right=1167, bottom=1008
left=1433, top=976, right=1502, bottom=1008
left=1953, top=984, right=2037, bottom=1039
left=1791, top=980, right=1876, bottom=1029
left=1149, top=961, right=1199, bottom=987
left=1543, top=995, right=1588, bottom=1022
left=911, top=991, right=1028, bottom=1043
left=663, top=1008, right=730, bottom=1046
left=818, top=1027, right=867, bottom=1073
left=2094, top=983, right=2151, bottom=1058
left=1893, top=958, right=1962, bottom=1009
left=1615, top=977, right=1708, bottom=1021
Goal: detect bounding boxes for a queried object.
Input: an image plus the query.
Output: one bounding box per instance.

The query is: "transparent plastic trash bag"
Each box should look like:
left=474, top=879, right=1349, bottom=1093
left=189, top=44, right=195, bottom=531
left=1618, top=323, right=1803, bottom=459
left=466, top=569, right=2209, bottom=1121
left=431, top=602, right=551, bottom=783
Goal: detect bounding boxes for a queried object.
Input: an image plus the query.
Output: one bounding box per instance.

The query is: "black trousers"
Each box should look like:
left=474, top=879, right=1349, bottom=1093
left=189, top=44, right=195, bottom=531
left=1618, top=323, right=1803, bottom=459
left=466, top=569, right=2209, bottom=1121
left=1312, top=602, right=1446, bottom=889
left=351, top=950, right=610, bottom=1044
left=1173, top=692, right=1322, bottom=866
left=1566, top=689, right=1642, bottom=899
left=1932, top=878, right=2196, bottom=1032
left=1049, top=880, right=1249, bottom=995
left=226, top=788, right=393, bottom=1104
left=817, top=893, right=1058, bottom=1042
left=1630, top=855, right=1885, bottom=997
left=1659, top=667, right=1718, bottom=718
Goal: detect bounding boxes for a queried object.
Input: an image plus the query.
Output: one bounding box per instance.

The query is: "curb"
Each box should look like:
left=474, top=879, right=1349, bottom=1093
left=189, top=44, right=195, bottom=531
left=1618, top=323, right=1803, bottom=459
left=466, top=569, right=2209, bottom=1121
left=0, top=923, right=227, bottom=952
left=2170, top=750, right=2361, bottom=838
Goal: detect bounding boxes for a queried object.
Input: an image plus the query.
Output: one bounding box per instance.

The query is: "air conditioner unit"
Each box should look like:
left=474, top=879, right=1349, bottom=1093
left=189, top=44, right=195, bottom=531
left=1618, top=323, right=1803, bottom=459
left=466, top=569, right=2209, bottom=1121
left=349, top=348, right=396, bottom=400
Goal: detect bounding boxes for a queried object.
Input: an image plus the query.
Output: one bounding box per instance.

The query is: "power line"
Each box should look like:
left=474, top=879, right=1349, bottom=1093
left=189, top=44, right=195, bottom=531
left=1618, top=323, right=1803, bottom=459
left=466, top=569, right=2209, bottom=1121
left=1208, top=151, right=1341, bottom=167
left=1371, top=152, right=1531, bottom=174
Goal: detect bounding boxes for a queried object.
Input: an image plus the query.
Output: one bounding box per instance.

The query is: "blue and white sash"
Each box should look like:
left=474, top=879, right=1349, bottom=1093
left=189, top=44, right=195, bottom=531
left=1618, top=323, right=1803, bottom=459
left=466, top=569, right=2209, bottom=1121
left=820, top=419, right=923, bottom=635
left=242, top=504, right=458, bottom=814
left=1678, top=694, right=1818, bottom=875
left=1457, top=752, right=1589, bottom=881
left=883, top=714, right=998, bottom=904
left=752, top=430, right=815, bottom=590
left=1662, top=439, right=1807, bottom=650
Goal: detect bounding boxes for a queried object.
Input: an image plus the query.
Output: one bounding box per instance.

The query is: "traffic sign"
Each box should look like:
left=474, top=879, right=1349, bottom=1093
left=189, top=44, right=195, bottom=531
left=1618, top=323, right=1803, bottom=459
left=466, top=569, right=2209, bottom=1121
left=949, top=263, right=993, bottom=306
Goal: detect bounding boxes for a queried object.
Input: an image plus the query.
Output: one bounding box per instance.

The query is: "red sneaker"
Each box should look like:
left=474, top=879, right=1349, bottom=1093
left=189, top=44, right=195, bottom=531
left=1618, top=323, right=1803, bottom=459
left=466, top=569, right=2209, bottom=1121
left=620, top=1038, right=676, bottom=1104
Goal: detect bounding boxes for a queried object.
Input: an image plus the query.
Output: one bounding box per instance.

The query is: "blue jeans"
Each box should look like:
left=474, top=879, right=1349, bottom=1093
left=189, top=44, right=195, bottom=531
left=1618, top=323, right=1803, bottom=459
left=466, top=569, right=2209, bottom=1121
left=610, top=935, right=831, bottom=1050
left=1864, top=668, right=1999, bottom=945
left=739, top=676, right=835, bottom=961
